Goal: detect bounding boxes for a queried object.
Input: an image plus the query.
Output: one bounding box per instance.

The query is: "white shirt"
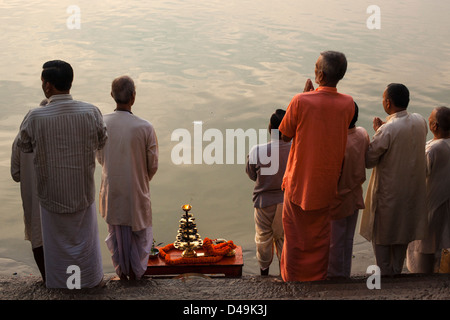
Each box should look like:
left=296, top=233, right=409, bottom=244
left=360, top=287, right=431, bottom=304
left=360, top=110, right=428, bottom=245
left=96, top=110, right=158, bottom=231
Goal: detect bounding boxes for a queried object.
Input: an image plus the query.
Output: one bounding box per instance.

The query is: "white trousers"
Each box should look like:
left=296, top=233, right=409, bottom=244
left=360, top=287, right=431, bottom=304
left=254, top=203, right=284, bottom=270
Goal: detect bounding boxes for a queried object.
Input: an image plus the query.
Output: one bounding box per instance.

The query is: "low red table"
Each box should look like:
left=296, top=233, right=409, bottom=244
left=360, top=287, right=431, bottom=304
left=145, top=246, right=243, bottom=278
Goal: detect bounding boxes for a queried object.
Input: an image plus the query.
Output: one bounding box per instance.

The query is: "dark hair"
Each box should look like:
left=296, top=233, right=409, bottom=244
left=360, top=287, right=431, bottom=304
left=349, top=102, right=359, bottom=129
left=320, top=51, right=347, bottom=84
left=386, top=83, right=409, bottom=108
left=270, top=109, right=286, bottom=138
left=435, top=106, right=450, bottom=132
left=41, top=60, right=73, bottom=91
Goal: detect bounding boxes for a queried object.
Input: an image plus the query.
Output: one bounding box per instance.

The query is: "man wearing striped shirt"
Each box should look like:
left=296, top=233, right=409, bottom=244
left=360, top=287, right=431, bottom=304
left=17, top=60, right=107, bottom=288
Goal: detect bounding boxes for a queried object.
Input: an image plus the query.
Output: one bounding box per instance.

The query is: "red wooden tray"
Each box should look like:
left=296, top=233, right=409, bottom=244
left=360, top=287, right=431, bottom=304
left=145, top=246, right=243, bottom=278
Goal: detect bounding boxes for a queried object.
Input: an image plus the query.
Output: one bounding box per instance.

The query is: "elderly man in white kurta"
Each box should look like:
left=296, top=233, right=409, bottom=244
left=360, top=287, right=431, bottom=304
left=407, top=106, right=450, bottom=273
left=360, top=83, right=428, bottom=277
left=96, top=76, right=159, bottom=280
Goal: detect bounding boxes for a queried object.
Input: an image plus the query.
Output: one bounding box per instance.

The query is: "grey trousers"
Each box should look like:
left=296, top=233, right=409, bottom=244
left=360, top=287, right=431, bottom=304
left=328, top=210, right=358, bottom=278
left=372, top=243, right=408, bottom=276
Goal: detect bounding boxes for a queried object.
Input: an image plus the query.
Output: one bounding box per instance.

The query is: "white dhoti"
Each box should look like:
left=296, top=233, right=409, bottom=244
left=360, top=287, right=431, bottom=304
left=40, top=202, right=103, bottom=288
left=105, top=224, right=153, bottom=280
left=407, top=200, right=450, bottom=273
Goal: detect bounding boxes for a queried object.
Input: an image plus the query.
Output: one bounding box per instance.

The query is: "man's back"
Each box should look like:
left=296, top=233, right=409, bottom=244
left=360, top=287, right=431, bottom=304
left=97, top=111, right=158, bottom=231
left=366, top=111, right=427, bottom=194
left=280, top=86, right=355, bottom=211
left=329, top=126, right=369, bottom=220
left=246, top=139, right=291, bottom=208
left=426, top=138, right=450, bottom=213
left=18, top=94, right=107, bottom=213
left=362, top=110, right=428, bottom=244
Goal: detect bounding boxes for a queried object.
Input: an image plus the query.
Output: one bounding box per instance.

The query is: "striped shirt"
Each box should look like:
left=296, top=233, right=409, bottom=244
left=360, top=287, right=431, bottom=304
left=17, top=94, right=107, bottom=214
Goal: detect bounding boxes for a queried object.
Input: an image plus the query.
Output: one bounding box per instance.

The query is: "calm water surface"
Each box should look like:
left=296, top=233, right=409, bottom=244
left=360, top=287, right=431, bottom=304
left=1, top=0, right=449, bottom=276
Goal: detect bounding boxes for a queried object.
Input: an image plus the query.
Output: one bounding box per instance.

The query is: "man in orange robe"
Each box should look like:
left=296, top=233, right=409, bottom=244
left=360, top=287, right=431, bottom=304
left=279, top=51, right=355, bottom=281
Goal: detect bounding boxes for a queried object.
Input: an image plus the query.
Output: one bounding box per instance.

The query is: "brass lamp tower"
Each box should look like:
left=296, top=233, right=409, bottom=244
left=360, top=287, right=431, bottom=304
left=174, top=204, right=203, bottom=257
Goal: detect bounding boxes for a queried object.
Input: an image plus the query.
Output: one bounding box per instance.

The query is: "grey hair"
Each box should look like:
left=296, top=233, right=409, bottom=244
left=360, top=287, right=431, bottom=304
left=320, top=51, right=348, bottom=83
left=111, top=75, right=135, bottom=104
left=435, top=106, right=450, bottom=132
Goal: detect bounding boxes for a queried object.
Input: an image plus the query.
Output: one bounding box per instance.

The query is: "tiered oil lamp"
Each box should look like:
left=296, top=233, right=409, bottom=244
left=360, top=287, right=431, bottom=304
left=174, top=204, right=203, bottom=258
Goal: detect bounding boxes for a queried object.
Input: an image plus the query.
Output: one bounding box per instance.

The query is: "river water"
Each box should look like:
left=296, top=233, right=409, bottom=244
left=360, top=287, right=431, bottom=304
left=0, top=0, right=449, bottom=277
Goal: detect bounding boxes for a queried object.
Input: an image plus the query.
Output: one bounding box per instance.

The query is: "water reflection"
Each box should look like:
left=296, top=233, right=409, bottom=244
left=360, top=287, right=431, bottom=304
left=0, top=0, right=449, bottom=276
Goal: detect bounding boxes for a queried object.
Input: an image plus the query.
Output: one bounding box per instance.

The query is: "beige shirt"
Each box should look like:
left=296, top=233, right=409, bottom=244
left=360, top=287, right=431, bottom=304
left=425, top=138, right=450, bottom=214
left=245, top=139, right=291, bottom=208
left=409, top=138, right=450, bottom=253
left=360, top=110, right=428, bottom=245
left=329, top=126, right=370, bottom=220
left=11, top=134, right=42, bottom=248
left=17, top=94, right=107, bottom=213
left=96, top=111, right=158, bottom=231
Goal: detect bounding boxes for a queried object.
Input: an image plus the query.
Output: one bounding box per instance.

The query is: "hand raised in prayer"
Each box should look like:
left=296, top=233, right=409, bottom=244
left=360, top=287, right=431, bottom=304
left=303, top=79, right=314, bottom=92
left=373, top=117, right=385, bottom=131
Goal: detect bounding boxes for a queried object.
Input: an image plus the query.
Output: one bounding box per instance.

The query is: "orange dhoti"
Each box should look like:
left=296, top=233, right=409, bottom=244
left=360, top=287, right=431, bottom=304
left=280, top=195, right=331, bottom=282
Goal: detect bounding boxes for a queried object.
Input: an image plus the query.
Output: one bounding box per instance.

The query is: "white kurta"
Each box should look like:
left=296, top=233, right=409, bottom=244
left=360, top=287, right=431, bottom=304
left=360, top=110, right=428, bottom=245
left=96, top=111, right=158, bottom=232
left=424, top=138, right=450, bottom=221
